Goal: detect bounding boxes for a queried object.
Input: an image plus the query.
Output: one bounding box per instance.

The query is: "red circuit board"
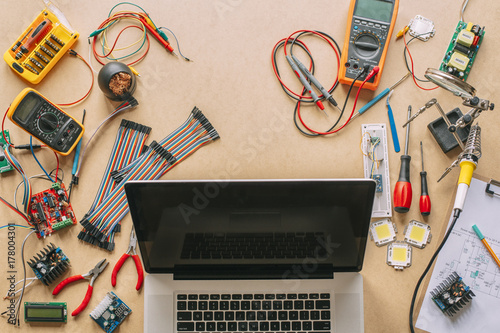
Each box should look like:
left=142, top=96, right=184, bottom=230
left=29, top=183, right=77, bottom=238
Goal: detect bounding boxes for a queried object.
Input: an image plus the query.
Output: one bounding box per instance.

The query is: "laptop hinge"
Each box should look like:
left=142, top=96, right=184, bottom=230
left=173, top=265, right=334, bottom=280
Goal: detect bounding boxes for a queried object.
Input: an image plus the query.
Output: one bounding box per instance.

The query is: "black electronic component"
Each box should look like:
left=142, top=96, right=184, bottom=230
left=36, top=202, right=46, bottom=222
left=471, top=24, right=481, bottom=35
left=453, top=43, right=471, bottom=56
left=431, top=271, right=475, bottom=316
left=24, top=302, right=67, bottom=323
left=47, top=195, right=55, bottom=208
left=27, top=243, right=70, bottom=285
left=90, top=292, right=132, bottom=332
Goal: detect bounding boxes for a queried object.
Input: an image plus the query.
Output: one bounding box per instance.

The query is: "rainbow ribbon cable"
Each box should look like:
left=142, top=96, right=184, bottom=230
left=78, top=119, right=151, bottom=243
left=88, top=119, right=151, bottom=213
left=79, top=107, right=219, bottom=251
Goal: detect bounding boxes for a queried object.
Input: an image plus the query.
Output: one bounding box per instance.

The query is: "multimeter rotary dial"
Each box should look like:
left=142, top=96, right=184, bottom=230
left=37, top=112, right=60, bottom=134
left=353, top=32, right=381, bottom=58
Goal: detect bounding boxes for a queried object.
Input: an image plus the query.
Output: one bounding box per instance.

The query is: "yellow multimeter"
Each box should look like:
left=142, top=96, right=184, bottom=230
left=339, top=0, right=399, bottom=90
left=8, top=88, right=84, bottom=156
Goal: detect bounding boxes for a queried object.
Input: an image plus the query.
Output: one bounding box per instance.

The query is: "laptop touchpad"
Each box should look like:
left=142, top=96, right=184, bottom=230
left=147, top=295, right=173, bottom=332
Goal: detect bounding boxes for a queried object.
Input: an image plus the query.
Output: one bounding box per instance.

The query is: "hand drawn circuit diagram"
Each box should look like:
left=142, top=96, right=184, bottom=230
left=435, top=226, right=500, bottom=299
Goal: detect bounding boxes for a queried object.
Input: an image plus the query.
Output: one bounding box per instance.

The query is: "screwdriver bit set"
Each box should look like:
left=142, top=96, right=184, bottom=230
left=3, top=7, right=79, bottom=84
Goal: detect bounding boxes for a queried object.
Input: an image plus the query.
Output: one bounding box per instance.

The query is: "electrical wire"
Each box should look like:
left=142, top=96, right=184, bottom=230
left=159, top=27, right=191, bottom=61
left=55, top=50, right=95, bottom=107
left=29, top=136, right=54, bottom=183
left=294, top=71, right=362, bottom=137
left=14, top=229, right=36, bottom=325
left=90, top=2, right=184, bottom=66
left=74, top=99, right=138, bottom=179
left=0, top=195, right=31, bottom=225
left=461, top=0, right=470, bottom=22
left=273, top=30, right=365, bottom=136
left=409, top=210, right=461, bottom=332
left=403, top=33, right=438, bottom=91
left=3, top=278, right=37, bottom=300
left=0, top=224, right=34, bottom=230
left=14, top=171, right=64, bottom=212
left=296, top=69, right=376, bottom=135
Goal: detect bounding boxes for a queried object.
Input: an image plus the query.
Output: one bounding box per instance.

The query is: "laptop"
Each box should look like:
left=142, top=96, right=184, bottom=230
left=125, top=178, right=376, bottom=333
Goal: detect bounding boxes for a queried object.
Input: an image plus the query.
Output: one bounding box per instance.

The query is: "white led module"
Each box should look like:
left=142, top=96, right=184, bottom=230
left=369, top=218, right=397, bottom=247
left=387, top=241, right=412, bottom=270
left=408, top=15, right=435, bottom=41
left=404, top=220, right=432, bottom=249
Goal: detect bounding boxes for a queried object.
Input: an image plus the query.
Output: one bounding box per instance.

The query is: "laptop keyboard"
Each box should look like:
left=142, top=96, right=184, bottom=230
left=181, top=233, right=328, bottom=260
left=176, top=292, right=333, bottom=333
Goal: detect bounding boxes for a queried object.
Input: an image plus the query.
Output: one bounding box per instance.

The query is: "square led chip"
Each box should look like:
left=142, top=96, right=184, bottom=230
left=387, top=241, right=412, bottom=270
left=408, top=15, right=435, bottom=41
left=404, top=220, right=432, bottom=248
left=369, top=218, right=397, bottom=246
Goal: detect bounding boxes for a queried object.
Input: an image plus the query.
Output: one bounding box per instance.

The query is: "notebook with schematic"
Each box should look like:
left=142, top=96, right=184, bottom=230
left=125, top=178, right=376, bottom=333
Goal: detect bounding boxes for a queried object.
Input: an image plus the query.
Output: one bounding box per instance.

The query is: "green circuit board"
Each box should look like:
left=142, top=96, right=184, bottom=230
left=439, top=20, right=485, bottom=81
left=0, top=130, right=13, bottom=173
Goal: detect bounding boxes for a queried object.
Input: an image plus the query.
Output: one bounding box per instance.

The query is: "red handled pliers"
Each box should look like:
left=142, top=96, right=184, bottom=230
left=111, top=228, right=144, bottom=290
left=52, top=259, right=108, bottom=316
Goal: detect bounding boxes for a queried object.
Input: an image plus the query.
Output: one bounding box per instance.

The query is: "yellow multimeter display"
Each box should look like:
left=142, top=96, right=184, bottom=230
left=339, top=0, right=399, bottom=90
left=8, top=88, right=84, bottom=156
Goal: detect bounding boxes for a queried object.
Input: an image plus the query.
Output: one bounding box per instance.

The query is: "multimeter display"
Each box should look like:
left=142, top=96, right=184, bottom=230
left=354, top=0, right=393, bottom=22
left=339, top=0, right=398, bottom=91
left=8, top=88, right=84, bottom=156
left=15, top=93, right=39, bottom=122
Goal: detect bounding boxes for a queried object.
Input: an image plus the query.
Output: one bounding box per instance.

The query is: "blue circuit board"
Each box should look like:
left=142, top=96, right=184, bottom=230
left=90, top=292, right=132, bottom=332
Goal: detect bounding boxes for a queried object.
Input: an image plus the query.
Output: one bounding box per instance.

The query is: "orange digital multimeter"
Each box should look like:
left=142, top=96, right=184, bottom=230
left=8, top=88, right=84, bottom=156
left=339, top=0, right=399, bottom=91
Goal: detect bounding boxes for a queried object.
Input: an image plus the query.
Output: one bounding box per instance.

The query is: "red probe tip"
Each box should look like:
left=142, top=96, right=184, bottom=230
left=316, top=100, right=325, bottom=110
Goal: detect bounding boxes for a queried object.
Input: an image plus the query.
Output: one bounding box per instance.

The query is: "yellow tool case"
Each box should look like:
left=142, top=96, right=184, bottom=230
left=3, top=8, right=79, bottom=84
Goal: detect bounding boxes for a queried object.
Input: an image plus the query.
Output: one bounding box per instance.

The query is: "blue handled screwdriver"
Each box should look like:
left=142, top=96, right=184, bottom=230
left=386, top=91, right=400, bottom=152
left=351, top=72, right=411, bottom=120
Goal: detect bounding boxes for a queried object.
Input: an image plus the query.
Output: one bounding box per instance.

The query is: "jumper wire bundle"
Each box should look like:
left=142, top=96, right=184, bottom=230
left=79, top=107, right=219, bottom=251
left=77, top=119, right=151, bottom=249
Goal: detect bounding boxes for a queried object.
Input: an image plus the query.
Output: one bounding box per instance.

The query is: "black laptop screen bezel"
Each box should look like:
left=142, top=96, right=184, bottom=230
left=125, top=179, right=376, bottom=278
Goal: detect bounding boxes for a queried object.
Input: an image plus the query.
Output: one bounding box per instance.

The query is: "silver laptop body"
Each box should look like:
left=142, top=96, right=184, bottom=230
left=125, top=179, right=376, bottom=333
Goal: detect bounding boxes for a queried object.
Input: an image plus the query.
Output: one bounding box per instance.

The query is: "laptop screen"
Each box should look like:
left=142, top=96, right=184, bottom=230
left=125, top=179, right=375, bottom=278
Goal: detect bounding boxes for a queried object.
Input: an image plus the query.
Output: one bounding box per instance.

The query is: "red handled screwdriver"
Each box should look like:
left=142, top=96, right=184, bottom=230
left=394, top=105, right=412, bottom=213
left=419, top=141, right=431, bottom=216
